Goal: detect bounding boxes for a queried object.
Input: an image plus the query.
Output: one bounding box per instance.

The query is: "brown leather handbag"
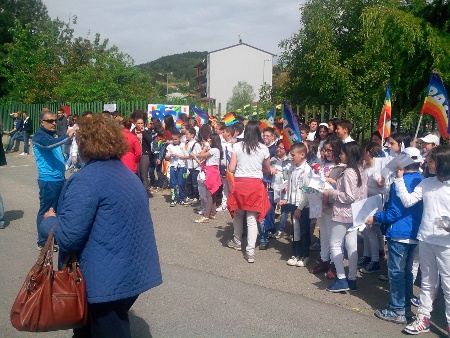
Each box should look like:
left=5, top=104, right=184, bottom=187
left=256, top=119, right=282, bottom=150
left=10, top=229, right=88, bottom=332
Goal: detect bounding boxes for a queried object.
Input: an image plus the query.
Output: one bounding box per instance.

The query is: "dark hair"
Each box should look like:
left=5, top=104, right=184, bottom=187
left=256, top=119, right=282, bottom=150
left=242, top=120, right=263, bottom=154
left=389, top=132, right=411, bottom=152
left=178, top=113, right=189, bottom=124
left=234, top=122, right=245, bottom=136
left=187, top=127, right=196, bottom=136
left=151, top=117, right=162, bottom=130
left=224, top=126, right=235, bottom=135
left=371, top=130, right=382, bottom=141
left=328, top=118, right=339, bottom=133
left=365, top=142, right=383, bottom=158
left=122, top=117, right=134, bottom=130
left=404, top=162, right=421, bottom=171
left=431, top=146, right=450, bottom=182
left=198, top=124, right=212, bottom=142
left=210, top=134, right=223, bottom=160
left=315, top=124, right=329, bottom=141
left=171, top=130, right=182, bottom=138
left=309, top=118, right=318, bottom=124
left=262, top=127, right=275, bottom=135
left=131, top=110, right=146, bottom=122
left=300, top=124, right=310, bottom=133
left=305, top=140, right=318, bottom=162
left=323, top=136, right=342, bottom=164
left=82, top=111, right=93, bottom=117
left=216, top=122, right=225, bottom=130
left=164, top=115, right=176, bottom=132
left=337, top=119, right=353, bottom=134
left=341, top=141, right=363, bottom=187
left=290, top=142, right=307, bottom=154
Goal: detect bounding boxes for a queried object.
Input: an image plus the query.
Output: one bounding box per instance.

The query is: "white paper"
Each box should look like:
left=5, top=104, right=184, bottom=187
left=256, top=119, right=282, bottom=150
left=308, top=175, right=325, bottom=192
left=384, top=154, right=415, bottom=173
left=349, top=194, right=383, bottom=232
left=307, top=193, right=322, bottom=218
left=103, top=103, right=117, bottom=112
left=373, top=157, right=389, bottom=180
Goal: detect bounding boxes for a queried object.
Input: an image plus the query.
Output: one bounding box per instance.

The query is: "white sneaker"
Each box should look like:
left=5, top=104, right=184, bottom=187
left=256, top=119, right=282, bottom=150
left=287, top=256, right=300, bottom=266
left=216, top=205, right=227, bottom=212
left=296, top=257, right=310, bottom=267
left=19, top=152, right=27, bottom=156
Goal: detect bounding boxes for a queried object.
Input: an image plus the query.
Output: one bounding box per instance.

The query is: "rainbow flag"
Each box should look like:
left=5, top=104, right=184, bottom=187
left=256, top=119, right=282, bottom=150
left=162, top=160, right=170, bottom=176
left=260, top=107, right=275, bottom=131
left=223, top=112, right=237, bottom=126
left=226, top=168, right=234, bottom=185
left=281, top=102, right=302, bottom=151
left=420, top=72, right=449, bottom=138
left=377, top=85, right=392, bottom=139
left=175, top=119, right=183, bottom=130
left=191, top=105, right=209, bottom=126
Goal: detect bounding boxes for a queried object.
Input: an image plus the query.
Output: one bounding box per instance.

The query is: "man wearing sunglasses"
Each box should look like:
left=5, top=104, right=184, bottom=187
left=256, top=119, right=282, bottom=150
left=32, top=110, right=76, bottom=250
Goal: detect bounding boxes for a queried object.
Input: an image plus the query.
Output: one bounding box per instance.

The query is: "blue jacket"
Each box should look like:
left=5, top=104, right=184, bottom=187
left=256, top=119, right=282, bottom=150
left=32, top=126, right=68, bottom=181
left=40, top=159, right=162, bottom=303
left=374, top=171, right=423, bottom=240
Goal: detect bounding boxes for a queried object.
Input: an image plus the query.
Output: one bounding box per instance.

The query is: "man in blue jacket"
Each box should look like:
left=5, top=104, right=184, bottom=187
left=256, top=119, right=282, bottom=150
left=32, top=110, right=75, bottom=249
left=365, top=147, right=424, bottom=324
left=5, top=112, right=23, bottom=153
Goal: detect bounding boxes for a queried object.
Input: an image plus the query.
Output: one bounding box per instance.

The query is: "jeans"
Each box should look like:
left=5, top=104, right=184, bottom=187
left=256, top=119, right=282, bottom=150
left=169, top=166, right=186, bottom=201
left=148, top=154, right=157, bottom=187
left=6, top=131, right=20, bottom=152
left=138, top=154, right=150, bottom=191
left=387, top=239, right=417, bottom=315
left=37, top=179, right=64, bottom=246
left=186, top=168, right=200, bottom=199
left=279, top=203, right=297, bottom=232
left=259, top=190, right=275, bottom=244
left=0, top=192, right=4, bottom=227
left=155, top=162, right=163, bottom=188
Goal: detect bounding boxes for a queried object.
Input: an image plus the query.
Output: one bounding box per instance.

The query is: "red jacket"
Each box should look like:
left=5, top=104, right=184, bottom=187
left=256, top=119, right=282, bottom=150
left=121, top=129, right=141, bottom=173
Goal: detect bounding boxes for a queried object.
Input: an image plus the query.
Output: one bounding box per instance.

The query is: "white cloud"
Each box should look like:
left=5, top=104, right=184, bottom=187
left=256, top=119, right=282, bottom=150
left=43, top=0, right=303, bottom=64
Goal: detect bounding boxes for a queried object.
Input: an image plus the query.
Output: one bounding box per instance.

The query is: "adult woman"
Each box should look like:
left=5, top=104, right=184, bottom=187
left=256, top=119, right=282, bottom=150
left=135, top=117, right=153, bottom=193
left=121, top=118, right=142, bottom=173
left=226, top=120, right=271, bottom=263
left=163, top=115, right=177, bottom=141
left=40, top=114, right=162, bottom=337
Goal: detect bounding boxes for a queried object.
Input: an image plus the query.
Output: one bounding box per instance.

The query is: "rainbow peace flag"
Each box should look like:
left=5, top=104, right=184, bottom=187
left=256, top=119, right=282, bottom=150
left=223, top=112, right=237, bottom=126
left=260, top=107, right=276, bottom=131
left=191, top=105, right=209, bottom=126
left=281, top=102, right=302, bottom=151
left=162, top=160, right=170, bottom=176
left=175, top=119, right=183, bottom=130
left=226, top=168, right=234, bottom=185
left=377, top=85, right=392, bottom=139
left=420, top=72, right=449, bottom=138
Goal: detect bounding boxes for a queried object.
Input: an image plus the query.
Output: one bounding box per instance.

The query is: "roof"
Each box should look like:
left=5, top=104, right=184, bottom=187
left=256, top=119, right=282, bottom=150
left=208, top=42, right=276, bottom=57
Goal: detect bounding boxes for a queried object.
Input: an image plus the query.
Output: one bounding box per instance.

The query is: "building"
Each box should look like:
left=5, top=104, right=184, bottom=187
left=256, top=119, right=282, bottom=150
left=194, top=40, right=275, bottom=114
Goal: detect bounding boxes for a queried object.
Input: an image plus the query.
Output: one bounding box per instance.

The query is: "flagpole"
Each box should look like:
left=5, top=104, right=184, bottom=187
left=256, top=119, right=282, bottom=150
left=381, top=110, right=386, bottom=141
left=413, top=114, right=423, bottom=147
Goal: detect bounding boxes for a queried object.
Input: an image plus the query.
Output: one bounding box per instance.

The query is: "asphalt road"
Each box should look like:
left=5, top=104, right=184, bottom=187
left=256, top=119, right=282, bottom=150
left=0, top=152, right=447, bottom=337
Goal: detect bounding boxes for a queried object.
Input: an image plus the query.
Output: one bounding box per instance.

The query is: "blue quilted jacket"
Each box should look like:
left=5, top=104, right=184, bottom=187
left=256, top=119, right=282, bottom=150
left=40, top=158, right=162, bottom=303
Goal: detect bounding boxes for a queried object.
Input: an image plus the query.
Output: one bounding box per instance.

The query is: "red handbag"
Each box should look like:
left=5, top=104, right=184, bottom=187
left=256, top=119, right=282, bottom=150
left=10, top=229, right=88, bottom=332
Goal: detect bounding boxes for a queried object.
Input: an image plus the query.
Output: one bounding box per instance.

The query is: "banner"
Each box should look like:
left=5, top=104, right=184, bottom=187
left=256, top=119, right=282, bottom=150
left=148, top=104, right=189, bottom=121
left=191, top=105, right=209, bottom=126
left=281, top=102, right=302, bottom=151
left=420, top=72, right=449, bottom=138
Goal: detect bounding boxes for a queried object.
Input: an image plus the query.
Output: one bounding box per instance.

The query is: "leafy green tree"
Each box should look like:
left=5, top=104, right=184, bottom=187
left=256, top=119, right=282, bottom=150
left=228, top=81, right=255, bottom=111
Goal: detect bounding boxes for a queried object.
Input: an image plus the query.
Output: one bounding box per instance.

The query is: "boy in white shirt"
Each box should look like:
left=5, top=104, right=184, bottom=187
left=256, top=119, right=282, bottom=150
left=165, top=130, right=189, bottom=206
left=185, top=127, right=202, bottom=203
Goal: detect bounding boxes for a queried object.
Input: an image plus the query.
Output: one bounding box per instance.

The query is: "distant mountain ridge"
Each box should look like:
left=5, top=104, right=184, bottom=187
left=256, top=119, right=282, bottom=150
left=137, top=51, right=207, bottom=90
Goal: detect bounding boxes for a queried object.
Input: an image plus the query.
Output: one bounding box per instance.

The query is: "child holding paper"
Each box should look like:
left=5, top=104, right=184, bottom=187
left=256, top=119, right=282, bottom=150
left=323, top=141, right=367, bottom=292
left=365, top=147, right=424, bottom=324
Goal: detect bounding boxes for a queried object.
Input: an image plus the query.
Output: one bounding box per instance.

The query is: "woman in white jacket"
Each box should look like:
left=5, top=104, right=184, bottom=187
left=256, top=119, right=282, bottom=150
left=395, top=145, right=450, bottom=335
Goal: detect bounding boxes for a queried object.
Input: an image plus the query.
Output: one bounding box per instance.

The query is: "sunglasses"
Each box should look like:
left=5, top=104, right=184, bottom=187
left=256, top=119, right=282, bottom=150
left=42, top=119, right=57, bottom=123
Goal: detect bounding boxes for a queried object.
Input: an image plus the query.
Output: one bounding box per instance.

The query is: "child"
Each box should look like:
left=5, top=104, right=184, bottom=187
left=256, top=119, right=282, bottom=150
left=165, top=130, right=189, bottom=206
left=335, top=119, right=354, bottom=143
left=299, top=124, right=310, bottom=143
left=217, top=126, right=235, bottom=212
left=185, top=127, right=202, bottom=203
left=395, top=146, right=450, bottom=335
left=323, top=141, right=367, bottom=292
left=279, top=142, right=313, bottom=267
left=358, top=142, right=386, bottom=274
left=365, top=147, right=424, bottom=324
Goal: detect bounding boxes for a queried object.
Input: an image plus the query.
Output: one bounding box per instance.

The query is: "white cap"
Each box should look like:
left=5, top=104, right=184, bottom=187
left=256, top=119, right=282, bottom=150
left=419, top=134, right=440, bottom=145
left=403, top=147, right=424, bottom=163
left=319, top=122, right=328, bottom=127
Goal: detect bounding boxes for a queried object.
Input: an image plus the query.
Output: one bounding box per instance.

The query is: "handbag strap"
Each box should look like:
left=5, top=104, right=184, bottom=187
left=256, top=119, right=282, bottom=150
left=65, top=253, right=83, bottom=284
left=33, top=227, right=55, bottom=269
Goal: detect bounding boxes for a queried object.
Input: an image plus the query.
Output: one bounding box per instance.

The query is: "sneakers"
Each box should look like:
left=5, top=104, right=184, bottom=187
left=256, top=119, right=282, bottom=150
left=375, top=309, right=407, bottom=324
left=19, top=152, right=27, bottom=156
left=170, top=201, right=177, bottom=207
left=347, top=279, right=357, bottom=291
left=245, top=254, right=255, bottom=263
left=269, top=230, right=283, bottom=239
left=216, top=205, right=227, bottom=212
left=179, top=201, right=190, bottom=207
left=259, top=242, right=269, bottom=250
left=357, top=256, right=371, bottom=268
left=326, top=277, right=349, bottom=292
left=37, top=244, right=59, bottom=252
left=309, top=241, right=321, bottom=251
left=378, top=274, right=389, bottom=281
left=326, top=263, right=336, bottom=279
left=195, top=209, right=204, bottom=215
left=189, top=197, right=198, bottom=204
left=360, top=261, right=381, bottom=274
left=227, top=239, right=242, bottom=251
left=287, top=256, right=300, bottom=266
left=194, top=217, right=209, bottom=223
left=310, top=260, right=329, bottom=274
left=296, top=257, right=309, bottom=267
left=209, top=215, right=216, bottom=220
left=403, top=315, right=430, bottom=335
left=411, top=298, right=420, bottom=307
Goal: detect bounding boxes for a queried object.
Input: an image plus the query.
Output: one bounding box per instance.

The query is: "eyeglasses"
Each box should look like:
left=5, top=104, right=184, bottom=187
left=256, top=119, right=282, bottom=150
left=324, top=149, right=333, bottom=153
left=42, top=119, right=57, bottom=123
left=276, top=147, right=285, bottom=150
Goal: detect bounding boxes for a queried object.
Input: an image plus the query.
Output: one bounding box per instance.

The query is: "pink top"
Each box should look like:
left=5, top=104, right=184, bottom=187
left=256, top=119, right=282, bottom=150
left=121, top=129, right=141, bottom=173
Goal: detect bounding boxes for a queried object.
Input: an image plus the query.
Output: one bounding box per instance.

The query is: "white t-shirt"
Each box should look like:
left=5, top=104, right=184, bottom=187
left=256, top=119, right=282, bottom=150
left=233, top=142, right=270, bottom=179
left=307, top=131, right=316, bottom=141
left=166, top=143, right=187, bottom=168
left=185, top=140, right=202, bottom=170
left=206, top=148, right=220, bottom=166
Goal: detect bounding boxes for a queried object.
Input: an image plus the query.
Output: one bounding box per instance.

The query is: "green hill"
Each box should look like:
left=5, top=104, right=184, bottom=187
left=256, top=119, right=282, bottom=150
left=137, top=51, right=207, bottom=91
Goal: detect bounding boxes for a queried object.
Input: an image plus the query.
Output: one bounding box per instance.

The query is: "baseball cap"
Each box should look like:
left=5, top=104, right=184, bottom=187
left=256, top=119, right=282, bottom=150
left=403, top=147, right=424, bottom=163
left=419, top=134, right=440, bottom=145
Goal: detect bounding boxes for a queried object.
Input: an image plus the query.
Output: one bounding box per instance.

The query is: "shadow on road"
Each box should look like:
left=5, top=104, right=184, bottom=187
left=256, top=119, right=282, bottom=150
left=130, top=310, right=153, bottom=338
left=2, top=209, right=24, bottom=228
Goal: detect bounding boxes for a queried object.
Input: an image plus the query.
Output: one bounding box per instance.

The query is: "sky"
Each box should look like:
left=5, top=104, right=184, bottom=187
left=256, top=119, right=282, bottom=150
left=42, top=0, right=304, bottom=65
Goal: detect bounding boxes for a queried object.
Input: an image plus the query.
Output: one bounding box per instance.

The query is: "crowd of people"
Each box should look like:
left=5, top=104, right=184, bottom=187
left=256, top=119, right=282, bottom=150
left=3, top=108, right=450, bottom=336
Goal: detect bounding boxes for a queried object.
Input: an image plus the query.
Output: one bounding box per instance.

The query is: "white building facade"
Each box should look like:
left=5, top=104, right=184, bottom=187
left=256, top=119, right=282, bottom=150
left=194, top=42, right=275, bottom=114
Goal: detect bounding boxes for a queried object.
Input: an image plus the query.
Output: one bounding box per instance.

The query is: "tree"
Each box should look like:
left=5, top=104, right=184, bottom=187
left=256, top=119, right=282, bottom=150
left=228, top=81, right=255, bottom=111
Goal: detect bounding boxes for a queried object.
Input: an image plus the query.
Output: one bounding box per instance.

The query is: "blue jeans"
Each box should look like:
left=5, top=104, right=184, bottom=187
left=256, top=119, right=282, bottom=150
left=169, top=166, right=186, bottom=202
left=37, top=180, right=64, bottom=246
left=279, top=203, right=297, bottom=232
left=155, top=162, right=163, bottom=188
left=259, top=190, right=275, bottom=243
left=387, top=239, right=417, bottom=315
left=6, top=131, right=20, bottom=152
left=186, top=168, right=199, bottom=199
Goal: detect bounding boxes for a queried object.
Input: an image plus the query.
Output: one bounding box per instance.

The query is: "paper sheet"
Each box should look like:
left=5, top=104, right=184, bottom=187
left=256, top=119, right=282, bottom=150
left=307, top=193, right=322, bottom=218
left=373, top=157, right=389, bottom=180
left=349, top=194, right=383, bottom=232
left=384, top=154, right=415, bottom=173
